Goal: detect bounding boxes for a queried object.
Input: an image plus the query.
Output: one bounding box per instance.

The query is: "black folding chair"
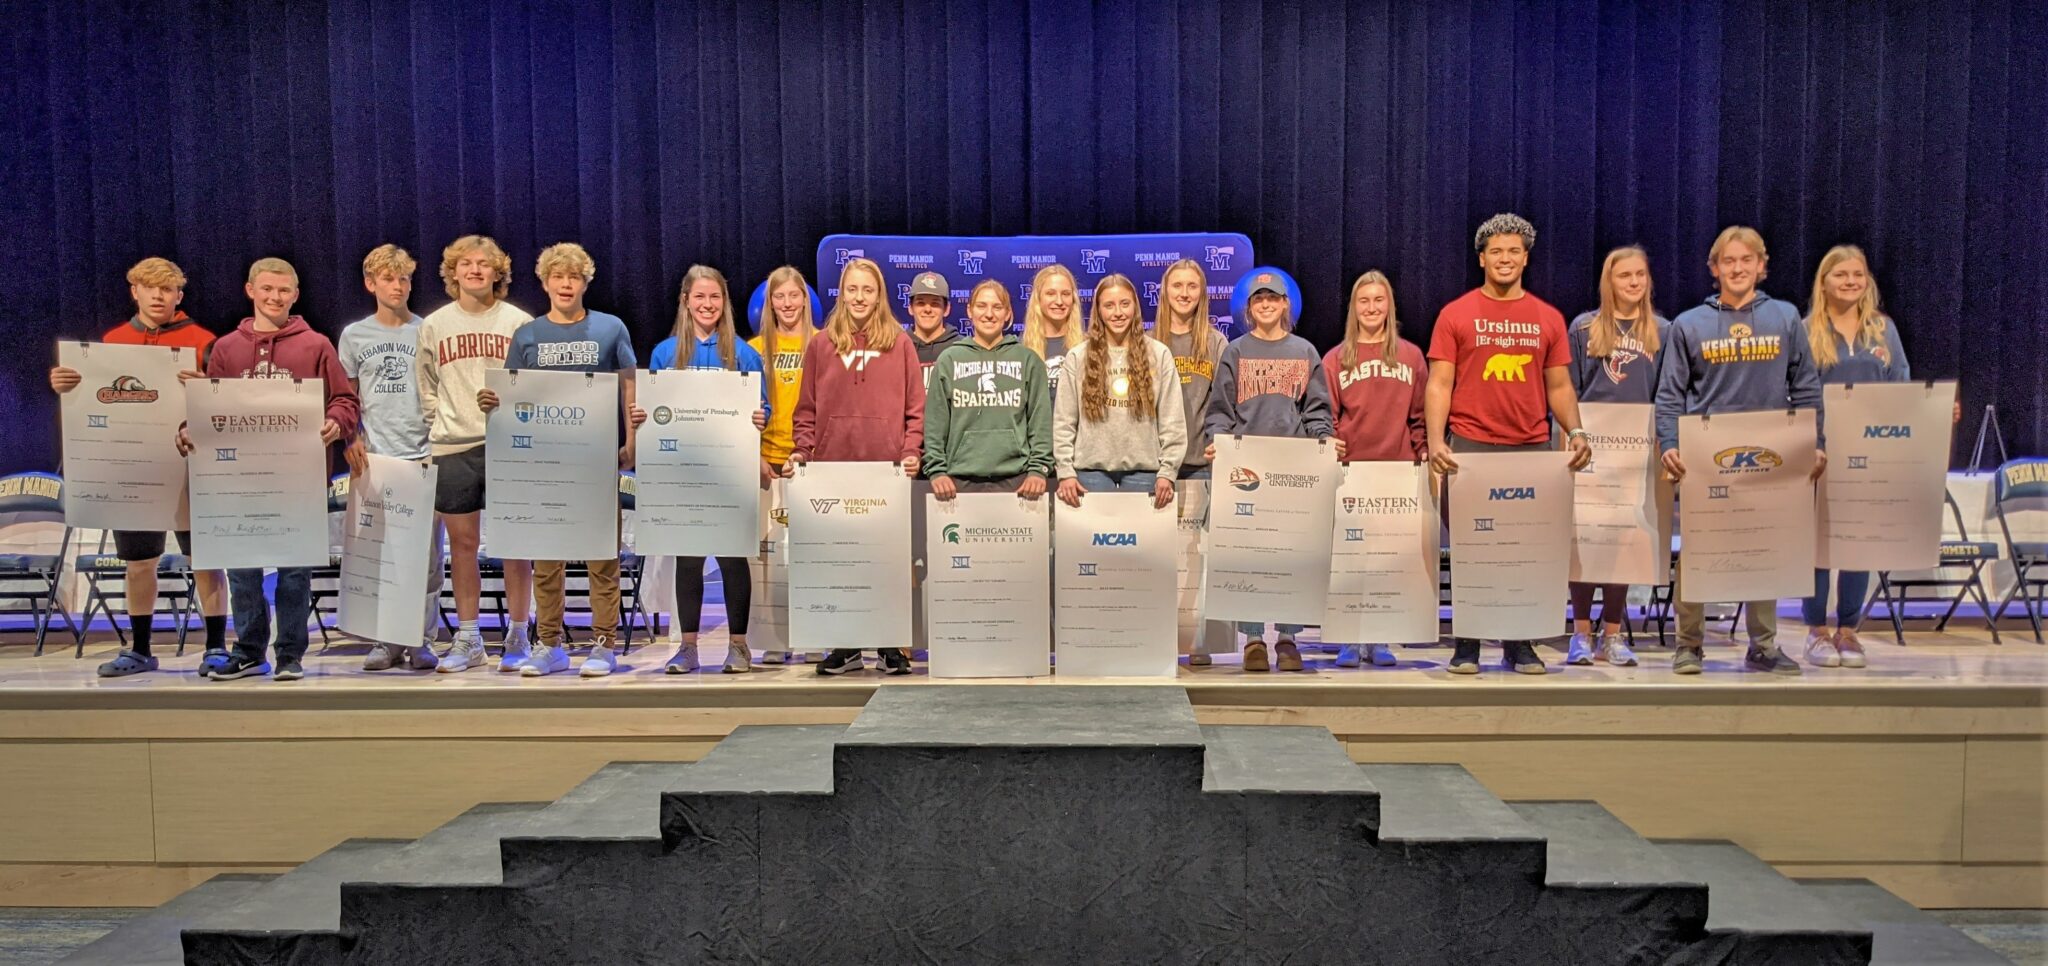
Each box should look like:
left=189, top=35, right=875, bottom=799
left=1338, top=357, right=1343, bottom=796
left=1862, top=490, right=2003, bottom=645
left=308, top=473, right=350, bottom=648
left=74, top=535, right=194, bottom=657
left=1991, top=458, right=2048, bottom=643
left=0, top=472, right=80, bottom=654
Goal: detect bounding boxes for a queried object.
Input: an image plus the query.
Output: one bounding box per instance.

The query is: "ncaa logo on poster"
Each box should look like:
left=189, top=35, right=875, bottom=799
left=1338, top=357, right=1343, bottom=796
left=834, top=248, right=865, bottom=265
left=957, top=250, right=987, bottom=274
left=659, top=439, right=678, bottom=452
left=214, top=448, right=237, bottom=461
left=1091, top=532, right=1137, bottom=547
left=512, top=435, right=533, bottom=449
left=1488, top=487, right=1535, bottom=500
left=1080, top=249, right=1110, bottom=273
left=1204, top=245, right=1235, bottom=271
left=1864, top=425, right=1911, bottom=438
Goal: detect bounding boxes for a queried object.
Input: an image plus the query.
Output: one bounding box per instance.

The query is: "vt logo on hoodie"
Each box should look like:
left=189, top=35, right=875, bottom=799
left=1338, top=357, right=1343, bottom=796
left=839, top=349, right=880, bottom=370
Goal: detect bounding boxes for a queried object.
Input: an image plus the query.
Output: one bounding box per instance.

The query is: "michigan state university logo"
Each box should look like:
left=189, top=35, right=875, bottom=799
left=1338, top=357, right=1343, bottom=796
left=943, top=524, right=962, bottom=543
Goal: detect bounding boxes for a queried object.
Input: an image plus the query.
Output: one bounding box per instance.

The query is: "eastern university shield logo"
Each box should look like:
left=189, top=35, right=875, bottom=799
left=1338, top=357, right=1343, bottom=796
left=211, top=415, right=228, bottom=432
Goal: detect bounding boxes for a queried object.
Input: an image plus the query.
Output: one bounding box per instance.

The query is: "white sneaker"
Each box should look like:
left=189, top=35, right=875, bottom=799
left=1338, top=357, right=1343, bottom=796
left=362, top=643, right=398, bottom=671
left=519, top=644, right=570, bottom=677
left=406, top=642, right=441, bottom=670
left=1835, top=627, right=1867, bottom=668
left=1804, top=627, right=1841, bottom=668
left=497, top=635, right=531, bottom=673
left=723, top=642, right=751, bottom=674
left=665, top=644, right=700, bottom=674
left=760, top=650, right=788, bottom=665
left=438, top=633, right=487, bottom=673
left=1598, top=632, right=1638, bottom=667
left=1565, top=633, right=1595, bottom=665
left=579, top=640, right=617, bottom=678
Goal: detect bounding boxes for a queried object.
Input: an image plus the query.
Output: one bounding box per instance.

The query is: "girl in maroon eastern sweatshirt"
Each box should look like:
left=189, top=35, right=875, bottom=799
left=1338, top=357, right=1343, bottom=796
left=784, top=257, right=923, bottom=676
left=1319, top=270, right=1426, bottom=670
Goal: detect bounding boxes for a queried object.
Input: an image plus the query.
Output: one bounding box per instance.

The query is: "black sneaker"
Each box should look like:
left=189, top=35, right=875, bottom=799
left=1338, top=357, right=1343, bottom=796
left=816, top=649, right=865, bottom=676
left=273, top=661, right=305, bottom=682
left=1503, top=641, right=1548, bottom=675
left=1447, top=639, right=1482, bottom=675
left=1744, top=645, right=1802, bottom=675
left=879, top=648, right=912, bottom=676
left=208, top=654, right=271, bottom=681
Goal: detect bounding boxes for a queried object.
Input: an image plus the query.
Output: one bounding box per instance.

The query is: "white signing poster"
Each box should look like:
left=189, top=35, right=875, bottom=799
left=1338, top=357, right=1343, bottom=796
left=1203, top=435, right=1340, bottom=624
left=1447, top=451, right=1574, bottom=640
left=185, top=378, right=330, bottom=569
left=746, top=478, right=792, bottom=654
left=1173, top=480, right=1237, bottom=656
left=786, top=462, right=912, bottom=649
left=1571, top=402, right=1672, bottom=586
left=1053, top=492, right=1178, bottom=677
left=1323, top=461, right=1440, bottom=644
left=484, top=368, right=620, bottom=561
left=633, top=368, right=761, bottom=558
left=925, top=493, right=1050, bottom=678
left=1677, top=409, right=1818, bottom=602
left=1818, top=381, right=1956, bottom=572
left=57, top=341, right=192, bottom=531
left=338, top=454, right=439, bottom=645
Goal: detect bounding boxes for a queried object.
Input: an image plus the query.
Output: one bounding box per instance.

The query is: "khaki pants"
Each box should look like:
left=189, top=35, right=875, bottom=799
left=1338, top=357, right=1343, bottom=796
left=1671, top=568, right=1779, bottom=650
left=534, top=557, right=621, bottom=645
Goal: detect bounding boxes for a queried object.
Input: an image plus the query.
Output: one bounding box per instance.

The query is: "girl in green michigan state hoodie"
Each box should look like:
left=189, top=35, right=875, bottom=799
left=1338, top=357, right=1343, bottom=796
left=922, top=280, right=1053, bottom=497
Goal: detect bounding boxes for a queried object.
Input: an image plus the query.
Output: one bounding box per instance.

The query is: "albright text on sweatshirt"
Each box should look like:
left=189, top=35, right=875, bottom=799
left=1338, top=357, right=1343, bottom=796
left=416, top=299, right=531, bottom=456
left=1322, top=338, right=1427, bottom=462
left=922, top=334, right=1053, bottom=480
left=790, top=330, right=925, bottom=464
left=1653, top=291, right=1822, bottom=452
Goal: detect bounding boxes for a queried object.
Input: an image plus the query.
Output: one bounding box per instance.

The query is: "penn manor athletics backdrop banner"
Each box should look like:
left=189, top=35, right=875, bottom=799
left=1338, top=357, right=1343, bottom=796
left=817, top=234, right=1254, bottom=337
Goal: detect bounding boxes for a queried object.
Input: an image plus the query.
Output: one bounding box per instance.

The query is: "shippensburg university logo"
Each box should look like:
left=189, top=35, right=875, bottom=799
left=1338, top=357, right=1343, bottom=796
left=1229, top=466, right=1261, bottom=491
left=957, top=250, right=987, bottom=274
left=1204, top=246, right=1235, bottom=271
left=96, top=376, right=158, bottom=404
left=1080, top=249, right=1109, bottom=274
left=1712, top=446, right=1782, bottom=473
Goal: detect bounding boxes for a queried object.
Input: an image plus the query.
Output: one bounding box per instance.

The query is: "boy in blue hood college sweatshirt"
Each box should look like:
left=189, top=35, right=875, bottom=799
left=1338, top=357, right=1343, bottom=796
left=1653, top=226, right=1823, bottom=677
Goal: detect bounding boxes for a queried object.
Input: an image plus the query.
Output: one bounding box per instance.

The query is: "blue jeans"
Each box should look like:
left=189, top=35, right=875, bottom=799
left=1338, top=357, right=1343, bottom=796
left=1178, top=464, right=1212, bottom=481
left=1802, top=569, right=1871, bottom=627
left=229, top=567, right=312, bottom=664
left=1238, top=622, right=1306, bottom=638
left=1073, top=469, right=1157, bottom=493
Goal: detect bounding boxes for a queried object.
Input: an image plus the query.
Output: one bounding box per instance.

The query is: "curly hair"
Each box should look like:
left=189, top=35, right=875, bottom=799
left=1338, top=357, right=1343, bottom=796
left=361, top=244, right=416, bottom=280
left=1474, top=212, right=1536, bottom=252
left=535, top=242, right=596, bottom=282
left=439, top=235, right=512, bottom=301
left=1079, top=274, right=1155, bottom=424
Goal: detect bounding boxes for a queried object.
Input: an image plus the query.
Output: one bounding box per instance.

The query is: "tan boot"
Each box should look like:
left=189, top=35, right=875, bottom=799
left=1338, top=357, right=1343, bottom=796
left=1242, top=641, right=1270, bottom=672
left=1275, top=639, right=1304, bottom=672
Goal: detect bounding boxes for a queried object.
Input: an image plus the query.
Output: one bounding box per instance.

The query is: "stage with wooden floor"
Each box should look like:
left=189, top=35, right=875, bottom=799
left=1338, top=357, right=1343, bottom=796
left=1, top=623, right=2041, bottom=913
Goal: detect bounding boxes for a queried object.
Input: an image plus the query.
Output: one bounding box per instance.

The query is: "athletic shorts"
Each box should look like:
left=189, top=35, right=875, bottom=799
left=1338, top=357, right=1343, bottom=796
left=434, top=445, right=487, bottom=515
left=112, top=529, right=192, bottom=562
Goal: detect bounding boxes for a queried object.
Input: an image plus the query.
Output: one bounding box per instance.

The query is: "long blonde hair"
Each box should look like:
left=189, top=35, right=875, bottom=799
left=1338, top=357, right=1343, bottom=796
left=1338, top=270, right=1401, bottom=369
left=1021, top=264, right=1080, bottom=359
left=1806, top=244, right=1888, bottom=370
left=673, top=264, right=738, bottom=370
left=822, top=258, right=901, bottom=354
left=1156, top=259, right=1214, bottom=360
left=758, top=265, right=814, bottom=391
left=1588, top=246, right=1662, bottom=358
left=1079, top=275, right=1156, bottom=423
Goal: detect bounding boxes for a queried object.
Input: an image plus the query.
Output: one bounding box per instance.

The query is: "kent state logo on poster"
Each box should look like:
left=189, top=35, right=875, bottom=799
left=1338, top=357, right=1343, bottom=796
left=816, top=232, right=1253, bottom=326
left=513, top=402, right=587, bottom=427
left=1712, top=446, right=1782, bottom=473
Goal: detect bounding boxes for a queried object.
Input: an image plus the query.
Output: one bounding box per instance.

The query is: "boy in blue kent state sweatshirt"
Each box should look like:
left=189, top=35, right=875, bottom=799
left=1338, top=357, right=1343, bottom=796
left=1653, top=226, right=1823, bottom=677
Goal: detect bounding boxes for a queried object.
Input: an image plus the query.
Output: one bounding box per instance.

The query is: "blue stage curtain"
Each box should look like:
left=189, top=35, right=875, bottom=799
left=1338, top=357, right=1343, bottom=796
left=2, top=0, right=2040, bottom=473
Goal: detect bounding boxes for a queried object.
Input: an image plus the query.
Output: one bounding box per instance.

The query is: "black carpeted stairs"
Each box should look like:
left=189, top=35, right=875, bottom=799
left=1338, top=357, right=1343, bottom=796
left=57, top=686, right=2010, bottom=965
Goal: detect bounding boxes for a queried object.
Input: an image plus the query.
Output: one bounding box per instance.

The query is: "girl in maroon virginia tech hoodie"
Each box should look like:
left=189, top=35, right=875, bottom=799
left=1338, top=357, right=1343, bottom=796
left=206, top=314, right=362, bottom=463
left=787, top=258, right=924, bottom=469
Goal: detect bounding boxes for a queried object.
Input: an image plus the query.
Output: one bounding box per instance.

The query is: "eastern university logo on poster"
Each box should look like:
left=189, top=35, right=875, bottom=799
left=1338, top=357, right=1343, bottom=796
left=96, top=375, right=158, bottom=404
left=1712, top=446, right=1782, bottom=473
left=1229, top=466, right=1260, bottom=491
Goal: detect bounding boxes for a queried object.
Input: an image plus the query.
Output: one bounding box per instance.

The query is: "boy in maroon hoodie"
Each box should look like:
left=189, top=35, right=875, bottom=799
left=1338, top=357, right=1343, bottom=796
left=177, top=258, right=360, bottom=681
left=784, top=257, right=923, bottom=676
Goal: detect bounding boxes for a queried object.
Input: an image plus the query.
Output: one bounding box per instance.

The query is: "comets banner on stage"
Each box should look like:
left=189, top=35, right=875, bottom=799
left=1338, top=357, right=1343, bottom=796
left=632, top=368, right=762, bottom=559
left=1447, top=451, right=1574, bottom=641
left=339, top=454, right=439, bottom=646
left=184, top=377, right=330, bottom=570
left=924, top=493, right=1050, bottom=678
left=1677, top=409, right=1818, bottom=602
left=484, top=369, right=620, bottom=561
left=1818, top=381, right=1957, bottom=572
left=56, top=341, right=193, bottom=531
left=1053, top=492, right=1178, bottom=677
left=1571, top=402, right=1672, bottom=586
left=786, top=462, right=912, bottom=650
left=1202, top=435, right=1340, bottom=624
left=1322, top=461, right=1440, bottom=645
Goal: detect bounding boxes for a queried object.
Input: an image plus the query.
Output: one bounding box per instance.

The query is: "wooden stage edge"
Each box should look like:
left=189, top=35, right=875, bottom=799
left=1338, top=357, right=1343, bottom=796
left=2, top=629, right=2043, bottom=910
